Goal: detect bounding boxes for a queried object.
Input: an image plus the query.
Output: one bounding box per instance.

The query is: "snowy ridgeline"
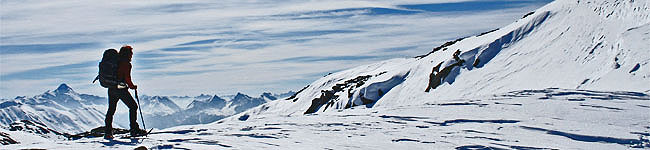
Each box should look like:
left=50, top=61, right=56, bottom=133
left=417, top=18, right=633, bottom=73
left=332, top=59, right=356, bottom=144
left=224, top=0, right=649, bottom=148
left=238, top=0, right=650, bottom=117
left=2, top=0, right=650, bottom=149
left=0, top=83, right=295, bottom=134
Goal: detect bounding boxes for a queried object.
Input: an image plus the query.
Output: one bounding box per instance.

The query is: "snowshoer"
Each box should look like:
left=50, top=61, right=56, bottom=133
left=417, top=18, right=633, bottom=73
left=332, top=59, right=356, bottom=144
left=104, top=45, right=147, bottom=139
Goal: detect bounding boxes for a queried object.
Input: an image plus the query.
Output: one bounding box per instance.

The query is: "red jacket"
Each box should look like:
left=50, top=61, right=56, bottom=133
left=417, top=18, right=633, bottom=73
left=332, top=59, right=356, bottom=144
left=117, top=61, right=136, bottom=88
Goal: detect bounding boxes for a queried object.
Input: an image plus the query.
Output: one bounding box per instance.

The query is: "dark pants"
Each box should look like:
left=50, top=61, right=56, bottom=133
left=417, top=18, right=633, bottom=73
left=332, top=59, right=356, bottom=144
left=105, top=88, right=139, bottom=133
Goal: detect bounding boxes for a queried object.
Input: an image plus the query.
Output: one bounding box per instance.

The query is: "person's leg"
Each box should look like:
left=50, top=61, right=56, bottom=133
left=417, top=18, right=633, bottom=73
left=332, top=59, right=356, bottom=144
left=105, top=88, right=119, bottom=136
left=117, top=89, right=139, bottom=130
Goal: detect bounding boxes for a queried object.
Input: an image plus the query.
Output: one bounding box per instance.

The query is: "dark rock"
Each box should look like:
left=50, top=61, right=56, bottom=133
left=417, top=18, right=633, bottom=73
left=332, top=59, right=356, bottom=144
left=287, top=85, right=310, bottom=102
left=415, top=37, right=465, bottom=58
left=477, top=28, right=499, bottom=37
left=0, top=132, right=19, bottom=145
left=9, top=120, right=69, bottom=138
left=425, top=62, right=444, bottom=92
left=305, top=74, right=377, bottom=114
left=629, top=63, right=640, bottom=73
left=522, top=11, right=535, bottom=19
left=238, top=114, right=250, bottom=121
left=425, top=50, right=466, bottom=92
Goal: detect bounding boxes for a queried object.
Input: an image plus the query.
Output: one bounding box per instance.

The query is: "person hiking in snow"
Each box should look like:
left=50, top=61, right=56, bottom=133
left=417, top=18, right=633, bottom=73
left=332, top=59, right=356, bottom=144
left=104, top=45, right=147, bottom=139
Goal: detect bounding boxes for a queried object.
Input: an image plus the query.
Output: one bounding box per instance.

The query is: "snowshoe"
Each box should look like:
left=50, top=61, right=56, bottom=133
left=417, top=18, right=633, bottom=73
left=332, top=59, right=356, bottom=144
left=121, top=128, right=153, bottom=138
left=131, top=128, right=149, bottom=137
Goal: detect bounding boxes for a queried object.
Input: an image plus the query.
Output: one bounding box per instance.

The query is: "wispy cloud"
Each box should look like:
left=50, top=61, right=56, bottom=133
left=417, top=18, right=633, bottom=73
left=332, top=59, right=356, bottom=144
left=0, top=0, right=552, bottom=98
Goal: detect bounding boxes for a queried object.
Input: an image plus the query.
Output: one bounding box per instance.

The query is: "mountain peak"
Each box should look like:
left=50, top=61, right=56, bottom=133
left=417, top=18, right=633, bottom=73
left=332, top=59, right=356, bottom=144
left=233, top=93, right=251, bottom=100
left=53, top=83, right=74, bottom=94
left=261, top=92, right=277, bottom=101
left=210, top=95, right=225, bottom=101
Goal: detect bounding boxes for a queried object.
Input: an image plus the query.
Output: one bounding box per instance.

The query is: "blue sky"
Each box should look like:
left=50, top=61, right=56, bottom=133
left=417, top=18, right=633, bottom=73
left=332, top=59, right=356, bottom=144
left=0, top=0, right=552, bottom=98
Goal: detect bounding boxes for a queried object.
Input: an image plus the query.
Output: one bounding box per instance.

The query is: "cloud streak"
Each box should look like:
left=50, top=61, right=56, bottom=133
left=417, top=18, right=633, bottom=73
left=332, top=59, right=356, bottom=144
left=0, top=0, right=552, bottom=98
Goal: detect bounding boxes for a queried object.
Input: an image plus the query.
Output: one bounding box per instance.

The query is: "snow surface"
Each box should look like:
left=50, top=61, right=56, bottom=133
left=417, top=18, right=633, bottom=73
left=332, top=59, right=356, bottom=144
left=2, top=0, right=650, bottom=149
left=4, top=89, right=648, bottom=149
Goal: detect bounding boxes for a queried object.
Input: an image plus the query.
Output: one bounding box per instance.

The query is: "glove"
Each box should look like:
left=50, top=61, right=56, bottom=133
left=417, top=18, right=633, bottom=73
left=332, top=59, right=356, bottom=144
left=117, top=83, right=127, bottom=89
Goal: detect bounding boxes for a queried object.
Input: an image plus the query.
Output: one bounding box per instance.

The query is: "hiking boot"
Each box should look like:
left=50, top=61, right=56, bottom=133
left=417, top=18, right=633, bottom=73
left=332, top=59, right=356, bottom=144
left=104, top=127, right=114, bottom=139
left=130, top=128, right=148, bottom=137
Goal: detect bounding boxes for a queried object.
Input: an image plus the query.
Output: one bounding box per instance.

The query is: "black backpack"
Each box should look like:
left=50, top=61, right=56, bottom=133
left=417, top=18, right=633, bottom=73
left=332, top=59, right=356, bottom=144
left=93, top=49, right=121, bottom=88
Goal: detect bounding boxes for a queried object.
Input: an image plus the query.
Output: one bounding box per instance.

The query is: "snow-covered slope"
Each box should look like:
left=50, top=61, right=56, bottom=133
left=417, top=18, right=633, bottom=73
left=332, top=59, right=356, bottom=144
left=237, top=0, right=650, bottom=117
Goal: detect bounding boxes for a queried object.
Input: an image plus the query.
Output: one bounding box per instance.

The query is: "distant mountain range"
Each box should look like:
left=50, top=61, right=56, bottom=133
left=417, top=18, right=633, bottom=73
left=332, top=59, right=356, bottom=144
left=0, top=83, right=294, bottom=134
left=145, top=91, right=291, bottom=129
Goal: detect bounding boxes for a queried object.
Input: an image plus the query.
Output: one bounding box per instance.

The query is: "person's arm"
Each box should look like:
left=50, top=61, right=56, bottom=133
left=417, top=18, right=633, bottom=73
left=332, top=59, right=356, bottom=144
left=120, top=62, right=137, bottom=89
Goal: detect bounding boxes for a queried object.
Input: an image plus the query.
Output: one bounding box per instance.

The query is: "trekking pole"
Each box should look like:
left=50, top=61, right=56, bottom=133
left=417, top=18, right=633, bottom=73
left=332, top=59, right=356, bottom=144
left=134, top=89, right=146, bottom=130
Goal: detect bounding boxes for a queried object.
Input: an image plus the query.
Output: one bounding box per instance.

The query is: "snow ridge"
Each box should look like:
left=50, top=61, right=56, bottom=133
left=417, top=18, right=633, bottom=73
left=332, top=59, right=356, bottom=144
left=242, top=0, right=650, bottom=116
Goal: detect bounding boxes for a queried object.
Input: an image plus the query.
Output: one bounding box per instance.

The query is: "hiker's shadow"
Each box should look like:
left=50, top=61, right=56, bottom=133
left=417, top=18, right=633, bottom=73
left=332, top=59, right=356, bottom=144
left=100, top=138, right=141, bottom=146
